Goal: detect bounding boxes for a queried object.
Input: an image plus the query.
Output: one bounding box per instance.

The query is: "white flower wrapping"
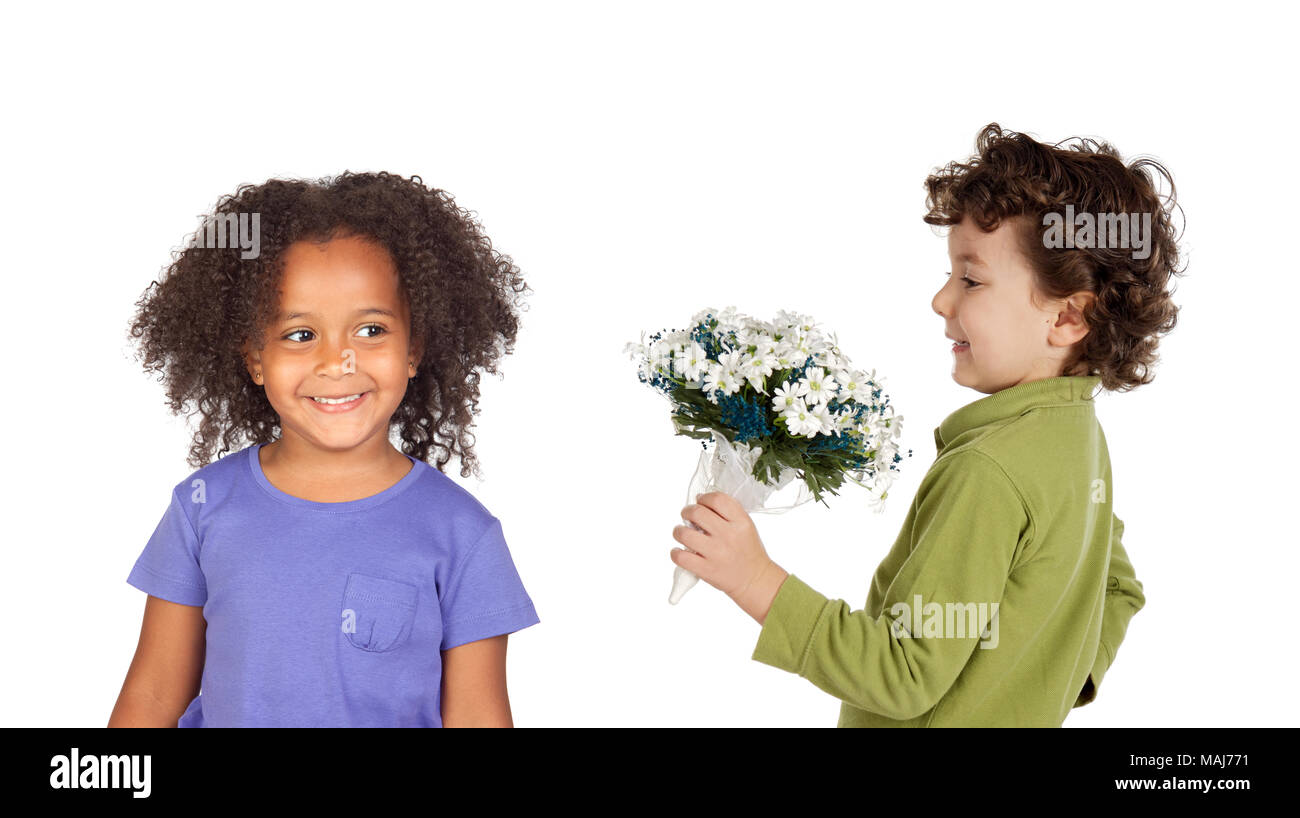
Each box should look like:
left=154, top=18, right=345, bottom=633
left=626, top=306, right=911, bottom=604
left=673, top=432, right=811, bottom=604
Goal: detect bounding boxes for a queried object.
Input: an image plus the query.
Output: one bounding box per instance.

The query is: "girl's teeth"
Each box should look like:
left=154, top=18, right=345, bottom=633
left=313, top=393, right=362, bottom=404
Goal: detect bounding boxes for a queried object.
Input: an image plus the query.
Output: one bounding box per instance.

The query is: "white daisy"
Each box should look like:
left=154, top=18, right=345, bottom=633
left=673, top=342, right=708, bottom=382
left=800, top=367, right=839, bottom=406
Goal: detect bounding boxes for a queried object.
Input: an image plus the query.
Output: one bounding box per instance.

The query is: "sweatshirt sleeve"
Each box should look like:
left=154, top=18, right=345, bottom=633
left=1074, top=513, right=1144, bottom=707
left=752, top=450, right=1027, bottom=721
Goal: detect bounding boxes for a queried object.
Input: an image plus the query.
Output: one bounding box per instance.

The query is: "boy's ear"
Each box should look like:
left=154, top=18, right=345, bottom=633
left=1050, top=291, right=1096, bottom=347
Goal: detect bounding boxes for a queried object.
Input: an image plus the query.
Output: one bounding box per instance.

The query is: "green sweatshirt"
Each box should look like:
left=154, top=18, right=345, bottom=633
left=753, top=375, right=1145, bottom=727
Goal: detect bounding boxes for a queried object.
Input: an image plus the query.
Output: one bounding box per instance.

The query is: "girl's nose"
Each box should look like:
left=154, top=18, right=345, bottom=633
left=315, top=340, right=354, bottom=377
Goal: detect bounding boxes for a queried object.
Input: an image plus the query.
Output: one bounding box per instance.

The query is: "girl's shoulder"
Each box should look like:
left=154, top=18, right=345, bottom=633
left=398, top=459, right=501, bottom=530
left=161, top=443, right=256, bottom=500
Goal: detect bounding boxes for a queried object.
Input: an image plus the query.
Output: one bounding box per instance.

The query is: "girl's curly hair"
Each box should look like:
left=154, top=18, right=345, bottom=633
left=128, top=171, right=530, bottom=475
left=923, top=123, right=1186, bottom=392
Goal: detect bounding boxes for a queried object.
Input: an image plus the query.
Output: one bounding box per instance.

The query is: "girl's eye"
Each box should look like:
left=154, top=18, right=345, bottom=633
left=961, top=276, right=980, bottom=288
left=283, top=325, right=387, bottom=342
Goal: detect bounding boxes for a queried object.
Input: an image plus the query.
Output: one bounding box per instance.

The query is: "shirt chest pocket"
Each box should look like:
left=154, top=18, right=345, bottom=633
left=340, top=572, right=419, bottom=653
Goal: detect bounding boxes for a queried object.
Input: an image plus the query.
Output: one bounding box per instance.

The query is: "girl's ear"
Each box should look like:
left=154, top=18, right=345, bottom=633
left=409, top=337, right=424, bottom=371
left=241, top=339, right=263, bottom=382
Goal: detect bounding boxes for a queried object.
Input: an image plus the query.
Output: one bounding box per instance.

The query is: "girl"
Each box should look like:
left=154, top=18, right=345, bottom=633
left=109, top=172, right=538, bottom=727
left=671, top=123, right=1181, bottom=726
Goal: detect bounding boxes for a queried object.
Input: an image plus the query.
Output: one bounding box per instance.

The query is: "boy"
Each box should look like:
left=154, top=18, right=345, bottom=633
left=670, top=123, right=1180, bottom=726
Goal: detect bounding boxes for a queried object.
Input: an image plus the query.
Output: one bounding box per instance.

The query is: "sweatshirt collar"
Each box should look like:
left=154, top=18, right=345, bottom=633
left=934, top=375, right=1103, bottom=451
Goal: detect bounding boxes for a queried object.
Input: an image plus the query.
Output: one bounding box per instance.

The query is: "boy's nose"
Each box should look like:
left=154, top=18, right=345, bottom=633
left=932, top=287, right=950, bottom=318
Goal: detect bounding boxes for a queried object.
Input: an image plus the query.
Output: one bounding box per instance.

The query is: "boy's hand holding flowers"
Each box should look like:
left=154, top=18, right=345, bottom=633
left=671, top=491, right=789, bottom=624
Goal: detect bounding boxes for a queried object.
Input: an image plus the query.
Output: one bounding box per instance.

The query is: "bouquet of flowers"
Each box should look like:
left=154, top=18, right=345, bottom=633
left=624, top=306, right=911, bottom=604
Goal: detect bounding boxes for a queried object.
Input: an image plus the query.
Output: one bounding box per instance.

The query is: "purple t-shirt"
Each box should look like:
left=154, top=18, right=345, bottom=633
left=126, top=443, right=539, bottom=727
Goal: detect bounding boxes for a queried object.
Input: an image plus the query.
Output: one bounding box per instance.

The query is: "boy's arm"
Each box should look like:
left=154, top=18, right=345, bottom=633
left=752, top=450, right=1025, bottom=721
left=1074, top=514, right=1145, bottom=707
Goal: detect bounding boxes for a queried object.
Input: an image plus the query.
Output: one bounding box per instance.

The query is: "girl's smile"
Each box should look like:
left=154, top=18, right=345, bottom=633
left=305, top=390, right=370, bottom=411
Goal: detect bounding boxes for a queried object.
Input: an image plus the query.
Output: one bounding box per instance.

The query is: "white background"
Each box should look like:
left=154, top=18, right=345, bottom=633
left=2, top=0, right=1293, bottom=728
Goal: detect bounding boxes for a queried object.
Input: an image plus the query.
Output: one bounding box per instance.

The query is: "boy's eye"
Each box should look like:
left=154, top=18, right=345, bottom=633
left=961, top=276, right=979, bottom=288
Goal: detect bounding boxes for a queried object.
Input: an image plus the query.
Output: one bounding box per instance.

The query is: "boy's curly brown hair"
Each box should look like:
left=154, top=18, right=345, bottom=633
left=923, top=123, right=1186, bottom=392
left=127, top=171, right=529, bottom=475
